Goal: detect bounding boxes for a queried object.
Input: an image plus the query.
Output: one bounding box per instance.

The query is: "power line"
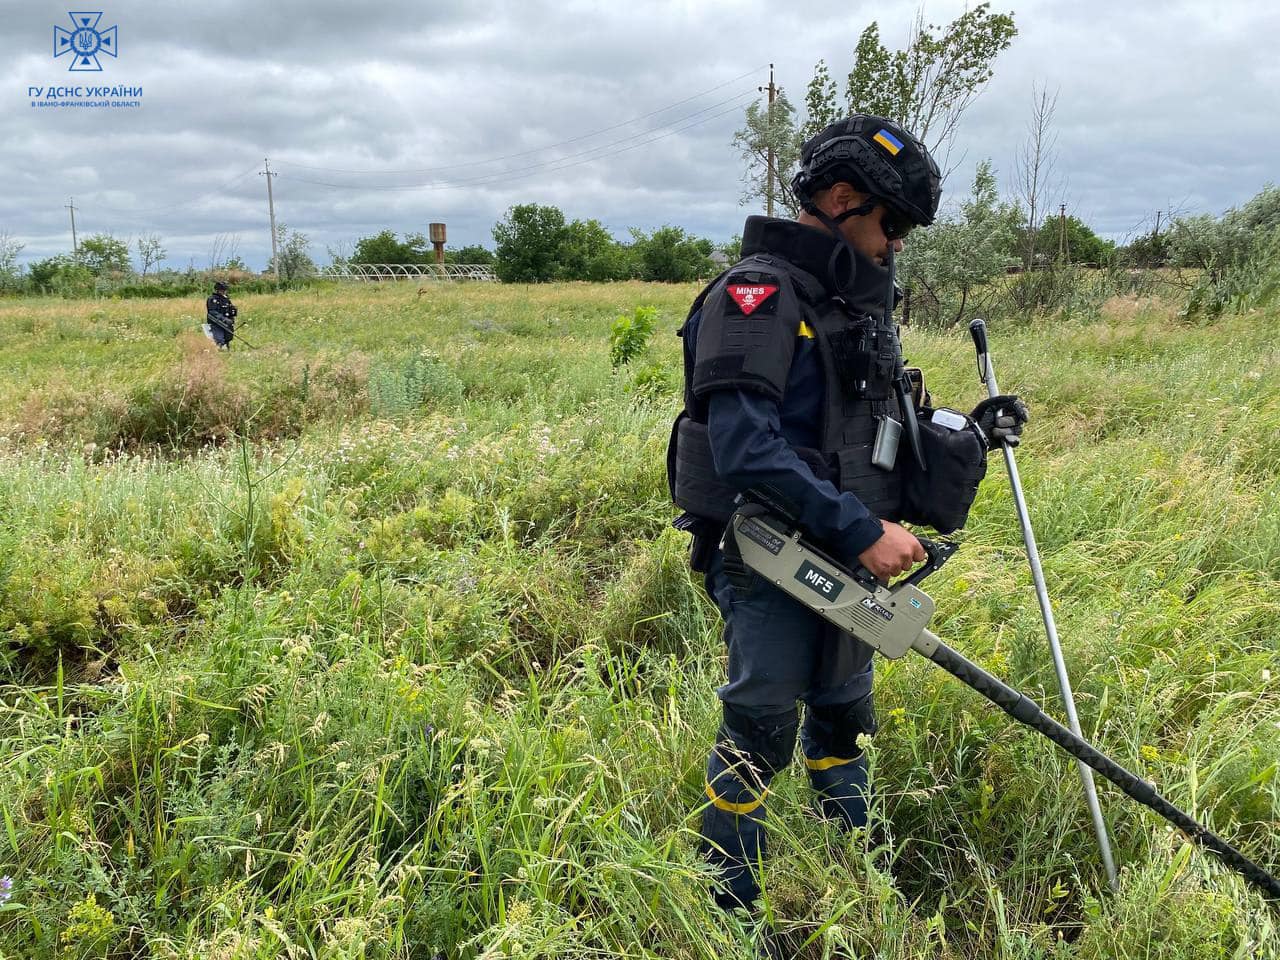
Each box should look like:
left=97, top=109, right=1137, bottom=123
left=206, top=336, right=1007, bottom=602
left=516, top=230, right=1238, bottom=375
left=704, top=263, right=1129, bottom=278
left=282, top=89, right=756, bottom=189
left=273, top=65, right=769, bottom=176
left=283, top=92, right=758, bottom=192
left=87, top=165, right=261, bottom=219
left=38, top=65, right=771, bottom=247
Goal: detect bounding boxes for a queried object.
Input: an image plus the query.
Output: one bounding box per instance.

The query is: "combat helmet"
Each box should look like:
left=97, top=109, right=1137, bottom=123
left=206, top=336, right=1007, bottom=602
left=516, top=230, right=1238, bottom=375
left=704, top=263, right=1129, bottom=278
left=791, top=115, right=941, bottom=227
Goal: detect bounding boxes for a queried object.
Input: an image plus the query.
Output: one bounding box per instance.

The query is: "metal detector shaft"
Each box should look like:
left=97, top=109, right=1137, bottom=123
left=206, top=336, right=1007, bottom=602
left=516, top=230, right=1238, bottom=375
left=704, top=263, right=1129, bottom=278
left=969, top=317, right=1118, bottom=888
left=728, top=508, right=1280, bottom=901
left=206, top=313, right=255, bottom=350
left=916, top=630, right=1280, bottom=900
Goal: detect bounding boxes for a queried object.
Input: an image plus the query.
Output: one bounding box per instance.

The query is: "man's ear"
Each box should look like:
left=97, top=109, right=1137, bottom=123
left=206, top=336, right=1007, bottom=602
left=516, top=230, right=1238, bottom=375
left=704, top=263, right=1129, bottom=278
left=825, top=182, right=865, bottom=216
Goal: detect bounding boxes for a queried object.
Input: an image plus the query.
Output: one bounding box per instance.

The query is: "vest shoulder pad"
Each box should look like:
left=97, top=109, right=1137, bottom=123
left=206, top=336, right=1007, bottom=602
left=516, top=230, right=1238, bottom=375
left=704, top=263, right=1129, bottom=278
left=690, top=261, right=801, bottom=402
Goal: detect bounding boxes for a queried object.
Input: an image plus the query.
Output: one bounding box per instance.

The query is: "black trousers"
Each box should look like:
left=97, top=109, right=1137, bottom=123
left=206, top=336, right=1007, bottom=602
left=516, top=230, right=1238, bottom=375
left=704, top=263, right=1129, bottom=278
left=699, top=547, right=875, bottom=908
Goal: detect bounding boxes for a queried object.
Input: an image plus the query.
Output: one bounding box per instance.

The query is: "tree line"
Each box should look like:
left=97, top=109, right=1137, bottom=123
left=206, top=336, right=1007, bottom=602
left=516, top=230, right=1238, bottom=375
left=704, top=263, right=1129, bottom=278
left=0, top=225, right=316, bottom=297
left=336, top=209, right=726, bottom=284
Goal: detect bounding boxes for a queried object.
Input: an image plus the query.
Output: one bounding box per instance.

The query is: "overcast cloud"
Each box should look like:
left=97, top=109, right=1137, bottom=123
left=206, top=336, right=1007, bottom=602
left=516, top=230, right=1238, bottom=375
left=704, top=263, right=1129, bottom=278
left=2, top=0, right=1276, bottom=270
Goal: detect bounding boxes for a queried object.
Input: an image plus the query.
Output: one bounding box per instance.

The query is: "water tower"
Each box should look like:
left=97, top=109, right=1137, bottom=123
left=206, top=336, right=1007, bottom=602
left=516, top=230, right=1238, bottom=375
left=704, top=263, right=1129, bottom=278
left=428, top=223, right=446, bottom=264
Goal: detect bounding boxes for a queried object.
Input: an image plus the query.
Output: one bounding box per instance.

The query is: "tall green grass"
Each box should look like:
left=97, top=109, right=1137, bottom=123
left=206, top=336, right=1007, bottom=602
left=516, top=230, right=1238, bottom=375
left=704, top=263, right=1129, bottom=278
left=1, top=283, right=1277, bottom=958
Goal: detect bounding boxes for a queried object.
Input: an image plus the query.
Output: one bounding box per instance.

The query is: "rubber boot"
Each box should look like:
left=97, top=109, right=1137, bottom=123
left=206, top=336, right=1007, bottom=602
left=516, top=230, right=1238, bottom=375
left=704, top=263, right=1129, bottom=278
left=700, top=741, right=773, bottom=910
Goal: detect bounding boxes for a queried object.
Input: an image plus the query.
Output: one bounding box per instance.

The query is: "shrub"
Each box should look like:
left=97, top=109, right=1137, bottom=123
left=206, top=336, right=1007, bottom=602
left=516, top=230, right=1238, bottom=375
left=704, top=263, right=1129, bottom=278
left=608, top=305, right=659, bottom=369
left=368, top=350, right=465, bottom=418
left=115, top=334, right=250, bottom=447
left=899, top=160, right=1019, bottom=328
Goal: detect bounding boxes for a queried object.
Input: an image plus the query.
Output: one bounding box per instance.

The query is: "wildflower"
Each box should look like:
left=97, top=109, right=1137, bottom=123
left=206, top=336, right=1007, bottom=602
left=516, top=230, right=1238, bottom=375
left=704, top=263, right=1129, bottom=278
left=0, top=875, right=12, bottom=905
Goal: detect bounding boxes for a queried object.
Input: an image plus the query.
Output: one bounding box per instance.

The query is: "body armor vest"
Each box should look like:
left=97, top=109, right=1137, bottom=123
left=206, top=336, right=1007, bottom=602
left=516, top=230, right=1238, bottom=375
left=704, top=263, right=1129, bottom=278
left=670, top=239, right=906, bottom=527
left=797, top=261, right=905, bottom=521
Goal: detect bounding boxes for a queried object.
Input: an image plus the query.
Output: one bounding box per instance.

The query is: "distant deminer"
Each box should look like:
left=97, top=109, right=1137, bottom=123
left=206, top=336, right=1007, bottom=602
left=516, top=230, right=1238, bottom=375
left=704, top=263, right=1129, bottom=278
left=668, top=114, right=1028, bottom=913
left=205, top=280, right=237, bottom=350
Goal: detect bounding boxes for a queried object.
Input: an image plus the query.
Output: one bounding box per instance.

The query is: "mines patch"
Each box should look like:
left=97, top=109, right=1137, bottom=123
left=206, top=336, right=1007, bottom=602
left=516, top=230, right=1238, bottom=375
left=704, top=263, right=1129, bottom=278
left=726, top=283, right=778, bottom=316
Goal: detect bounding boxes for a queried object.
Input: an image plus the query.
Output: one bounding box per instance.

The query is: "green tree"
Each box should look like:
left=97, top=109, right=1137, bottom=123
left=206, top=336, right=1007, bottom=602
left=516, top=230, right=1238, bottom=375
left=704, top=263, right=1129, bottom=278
left=557, top=219, right=633, bottom=281
left=898, top=159, right=1020, bottom=327
left=579, top=241, right=635, bottom=282
left=1169, top=184, right=1280, bottom=316
left=0, top=231, right=24, bottom=291
left=444, top=244, right=496, bottom=265
left=135, top=233, right=166, bottom=277
left=814, top=5, right=1016, bottom=160
left=1120, top=228, right=1170, bottom=269
left=629, top=226, right=714, bottom=283
left=1169, top=184, right=1280, bottom=282
left=802, top=60, right=841, bottom=141
left=843, top=23, right=897, bottom=120
left=352, top=230, right=429, bottom=264
left=492, top=204, right=568, bottom=282
left=77, top=233, right=131, bottom=277
left=720, top=234, right=743, bottom=264
left=27, top=254, right=93, bottom=295
left=732, top=90, right=804, bottom=217
left=1033, top=214, right=1115, bottom=266
left=271, top=224, right=316, bottom=281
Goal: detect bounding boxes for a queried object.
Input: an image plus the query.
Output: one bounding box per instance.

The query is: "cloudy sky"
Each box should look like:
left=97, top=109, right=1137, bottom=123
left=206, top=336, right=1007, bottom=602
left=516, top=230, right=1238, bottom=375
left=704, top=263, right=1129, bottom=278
left=2, top=0, right=1276, bottom=270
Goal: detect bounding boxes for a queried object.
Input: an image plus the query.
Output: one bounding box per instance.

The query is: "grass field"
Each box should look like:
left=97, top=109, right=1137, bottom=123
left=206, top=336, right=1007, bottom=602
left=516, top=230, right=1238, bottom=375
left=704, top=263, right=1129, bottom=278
left=1, top=280, right=1278, bottom=959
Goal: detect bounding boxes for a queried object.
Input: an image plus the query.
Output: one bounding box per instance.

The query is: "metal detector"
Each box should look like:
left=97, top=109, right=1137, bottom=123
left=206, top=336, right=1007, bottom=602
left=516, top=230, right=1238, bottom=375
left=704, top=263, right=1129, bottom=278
left=203, top=313, right=255, bottom=350
left=727, top=504, right=1280, bottom=900
left=968, top=317, right=1118, bottom=887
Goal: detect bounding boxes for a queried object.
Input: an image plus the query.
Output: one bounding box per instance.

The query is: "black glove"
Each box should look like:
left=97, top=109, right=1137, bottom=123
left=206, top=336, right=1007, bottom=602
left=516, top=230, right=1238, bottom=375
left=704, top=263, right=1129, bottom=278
left=970, top=395, right=1029, bottom=447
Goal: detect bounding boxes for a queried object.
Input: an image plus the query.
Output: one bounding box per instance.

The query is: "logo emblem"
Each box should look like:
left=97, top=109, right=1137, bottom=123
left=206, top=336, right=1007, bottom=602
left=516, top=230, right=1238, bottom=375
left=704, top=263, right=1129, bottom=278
left=726, top=284, right=778, bottom=316
left=54, top=11, right=118, bottom=72
left=859, top=596, right=894, bottom=621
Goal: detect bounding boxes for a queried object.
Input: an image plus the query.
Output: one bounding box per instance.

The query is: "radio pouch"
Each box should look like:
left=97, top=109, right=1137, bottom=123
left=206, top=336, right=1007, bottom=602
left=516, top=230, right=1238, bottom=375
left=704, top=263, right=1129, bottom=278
left=899, top=408, right=988, bottom=534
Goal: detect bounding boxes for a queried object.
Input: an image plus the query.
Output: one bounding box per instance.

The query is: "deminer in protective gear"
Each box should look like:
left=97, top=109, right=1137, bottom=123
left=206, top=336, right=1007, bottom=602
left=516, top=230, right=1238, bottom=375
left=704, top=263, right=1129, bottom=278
left=205, top=280, right=237, bottom=350
left=667, top=114, right=1029, bottom=911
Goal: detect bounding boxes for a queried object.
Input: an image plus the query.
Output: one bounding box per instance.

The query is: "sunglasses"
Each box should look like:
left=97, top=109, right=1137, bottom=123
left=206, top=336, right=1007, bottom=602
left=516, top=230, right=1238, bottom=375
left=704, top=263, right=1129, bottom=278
left=879, top=205, right=916, bottom=241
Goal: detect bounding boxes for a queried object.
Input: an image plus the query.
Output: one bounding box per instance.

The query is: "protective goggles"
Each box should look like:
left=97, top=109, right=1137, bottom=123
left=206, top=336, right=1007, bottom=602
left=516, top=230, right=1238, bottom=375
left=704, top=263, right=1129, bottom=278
left=879, top=205, right=916, bottom=241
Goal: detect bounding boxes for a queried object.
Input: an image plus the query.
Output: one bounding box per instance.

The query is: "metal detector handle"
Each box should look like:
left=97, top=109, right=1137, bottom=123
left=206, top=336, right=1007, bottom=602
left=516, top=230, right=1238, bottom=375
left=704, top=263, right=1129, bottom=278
left=846, top=533, right=957, bottom=592
left=902, top=536, right=958, bottom=588
left=969, top=317, right=989, bottom=356
left=969, top=318, right=999, bottom=395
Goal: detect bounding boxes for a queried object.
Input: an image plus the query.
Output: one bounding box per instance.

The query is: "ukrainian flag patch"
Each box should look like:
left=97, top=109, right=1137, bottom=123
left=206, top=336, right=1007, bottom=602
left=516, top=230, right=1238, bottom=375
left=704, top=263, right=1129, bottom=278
left=873, top=129, right=904, bottom=156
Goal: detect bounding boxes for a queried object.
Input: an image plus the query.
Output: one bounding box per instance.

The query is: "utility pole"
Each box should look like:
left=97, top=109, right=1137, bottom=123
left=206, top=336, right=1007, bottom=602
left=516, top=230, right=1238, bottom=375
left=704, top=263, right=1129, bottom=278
left=1153, top=210, right=1163, bottom=235
left=261, top=158, right=279, bottom=282
left=66, top=197, right=79, bottom=259
left=1057, top=203, right=1067, bottom=263
left=758, top=64, right=777, bottom=218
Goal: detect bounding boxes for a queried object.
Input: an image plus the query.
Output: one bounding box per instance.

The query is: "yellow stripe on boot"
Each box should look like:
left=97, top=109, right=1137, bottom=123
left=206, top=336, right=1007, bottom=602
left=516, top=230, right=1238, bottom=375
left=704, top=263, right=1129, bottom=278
left=804, top=754, right=857, bottom=772
left=705, top=780, right=767, bottom=815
